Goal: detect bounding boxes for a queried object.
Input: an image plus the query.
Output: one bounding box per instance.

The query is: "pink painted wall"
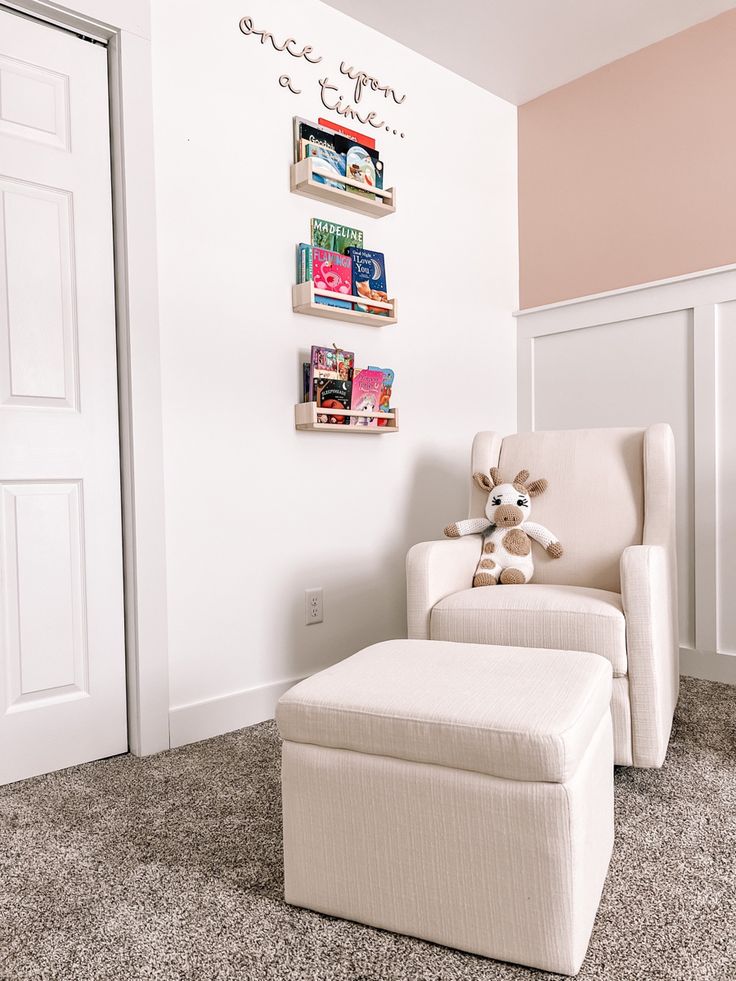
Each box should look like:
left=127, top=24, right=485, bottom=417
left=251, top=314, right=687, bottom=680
left=518, top=10, right=736, bottom=309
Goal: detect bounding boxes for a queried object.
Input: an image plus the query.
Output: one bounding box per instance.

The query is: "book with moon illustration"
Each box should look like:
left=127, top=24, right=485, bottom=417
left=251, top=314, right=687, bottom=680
left=349, top=368, right=384, bottom=426
left=310, top=218, right=363, bottom=255
left=346, top=248, right=388, bottom=316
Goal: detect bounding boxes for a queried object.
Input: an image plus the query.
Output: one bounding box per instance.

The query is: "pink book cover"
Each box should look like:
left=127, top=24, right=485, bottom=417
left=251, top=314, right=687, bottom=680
left=312, top=248, right=352, bottom=297
left=349, top=369, right=384, bottom=427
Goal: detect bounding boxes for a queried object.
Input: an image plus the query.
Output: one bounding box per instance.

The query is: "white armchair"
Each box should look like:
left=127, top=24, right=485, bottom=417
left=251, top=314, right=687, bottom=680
left=407, top=425, right=679, bottom=768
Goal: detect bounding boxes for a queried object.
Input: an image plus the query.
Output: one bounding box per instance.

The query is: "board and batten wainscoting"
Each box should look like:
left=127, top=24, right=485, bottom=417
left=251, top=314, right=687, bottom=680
left=515, top=264, right=736, bottom=685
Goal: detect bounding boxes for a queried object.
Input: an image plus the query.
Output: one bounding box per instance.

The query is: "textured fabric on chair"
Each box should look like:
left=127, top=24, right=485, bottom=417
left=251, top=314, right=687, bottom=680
left=277, top=640, right=613, bottom=784
left=471, top=428, right=644, bottom=593
left=430, top=583, right=627, bottom=677
left=406, top=424, right=680, bottom=768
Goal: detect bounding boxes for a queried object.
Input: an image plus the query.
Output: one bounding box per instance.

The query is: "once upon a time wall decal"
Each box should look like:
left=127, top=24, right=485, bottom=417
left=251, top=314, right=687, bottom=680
left=237, top=14, right=407, bottom=138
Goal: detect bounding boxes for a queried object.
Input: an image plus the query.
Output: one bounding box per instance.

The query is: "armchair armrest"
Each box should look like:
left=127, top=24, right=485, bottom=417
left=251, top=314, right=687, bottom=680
left=620, top=544, right=679, bottom=768
left=406, top=537, right=480, bottom=640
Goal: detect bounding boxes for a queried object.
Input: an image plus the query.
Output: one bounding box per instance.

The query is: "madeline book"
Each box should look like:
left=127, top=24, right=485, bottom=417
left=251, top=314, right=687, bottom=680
left=346, top=248, right=388, bottom=316
left=349, top=368, right=384, bottom=427
left=315, top=377, right=352, bottom=425
left=311, top=217, right=363, bottom=255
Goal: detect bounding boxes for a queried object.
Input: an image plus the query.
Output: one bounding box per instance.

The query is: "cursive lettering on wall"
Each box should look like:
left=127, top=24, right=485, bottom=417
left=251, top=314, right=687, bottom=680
left=237, top=15, right=407, bottom=138
left=338, top=62, right=406, bottom=105
left=318, top=77, right=385, bottom=128
left=239, top=16, right=322, bottom=63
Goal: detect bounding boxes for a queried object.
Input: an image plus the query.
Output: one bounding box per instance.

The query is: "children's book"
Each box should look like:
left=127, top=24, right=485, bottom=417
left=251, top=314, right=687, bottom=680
left=309, top=345, right=354, bottom=401
left=346, top=248, right=388, bottom=316
left=367, top=366, right=394, bottom=425
left=302, top=361, right=311, bottom=402
left=315, top=377, right=352, bottom=425
left=298, top=245, right=352, bottom=309
left=310, top=218, right=363, bottom=255
left=318, top=117, right=376, bottom=150
left=349, top=368, right=384, bottom=427
left=312, top=248, right=352, bottom=299
left=296, top=243, right=313, bottom=284
left=303, top=141, right=346, bottom=190
left=345, top=145, right=381, bottom=200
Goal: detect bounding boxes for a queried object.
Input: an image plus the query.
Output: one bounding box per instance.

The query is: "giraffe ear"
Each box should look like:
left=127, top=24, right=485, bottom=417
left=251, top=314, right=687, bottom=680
left=527, top=478, right=549, bottom=497
left=473, top=472, right=494, bottom=492
left=513, top=469, right=530, bottom=485
left=489, top=467, right=502, bottom=486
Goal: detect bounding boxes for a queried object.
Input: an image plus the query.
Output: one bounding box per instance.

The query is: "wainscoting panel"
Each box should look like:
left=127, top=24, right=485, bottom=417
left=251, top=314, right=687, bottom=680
left=516, top=265, right=736, bottom=682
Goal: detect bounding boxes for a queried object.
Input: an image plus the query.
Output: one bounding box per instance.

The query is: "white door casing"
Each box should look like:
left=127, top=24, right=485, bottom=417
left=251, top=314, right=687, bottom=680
left=0, top=8, right=127, bottom=782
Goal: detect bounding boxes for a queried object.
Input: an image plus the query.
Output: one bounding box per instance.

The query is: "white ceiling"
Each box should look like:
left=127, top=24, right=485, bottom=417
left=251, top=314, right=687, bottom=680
left=321, top=0, right=736, bottom=104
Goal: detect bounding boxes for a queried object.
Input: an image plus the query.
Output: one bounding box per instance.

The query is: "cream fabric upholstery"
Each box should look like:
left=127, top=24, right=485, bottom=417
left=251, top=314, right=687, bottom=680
left=278, top=639, right=612, bottom=783
left=471, top=427, right=644, bottom=593
left=430, top=583, right=627, bottom=676
left=279, top=640, right=614, bottom=976
left=406, top=423, right=680, bottom=768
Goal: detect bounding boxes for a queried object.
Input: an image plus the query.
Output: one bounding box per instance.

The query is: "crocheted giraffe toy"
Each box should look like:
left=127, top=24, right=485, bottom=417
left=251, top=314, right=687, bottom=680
left=444, top=468, right=563, bottom=586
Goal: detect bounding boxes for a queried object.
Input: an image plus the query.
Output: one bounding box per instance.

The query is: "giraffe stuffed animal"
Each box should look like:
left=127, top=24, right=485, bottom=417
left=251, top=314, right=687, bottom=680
left=443, top=468, right=563, bottom=586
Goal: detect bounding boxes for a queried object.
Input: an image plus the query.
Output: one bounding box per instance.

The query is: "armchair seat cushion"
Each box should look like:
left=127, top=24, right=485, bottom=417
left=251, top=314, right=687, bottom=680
left=431, top=583, right=627, bottom=677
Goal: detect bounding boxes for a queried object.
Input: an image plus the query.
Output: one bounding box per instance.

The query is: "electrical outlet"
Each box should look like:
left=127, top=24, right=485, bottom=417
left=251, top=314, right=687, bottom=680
left=305, top=587, right=323, bottom=625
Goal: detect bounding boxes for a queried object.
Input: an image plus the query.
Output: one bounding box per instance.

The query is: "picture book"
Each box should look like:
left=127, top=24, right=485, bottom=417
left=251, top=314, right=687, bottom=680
left=318, top=117, right=376, bottom=150
left=345, top=144, right=382, bottom=200
left=302, top=361, right=311, bottom=402
left=303, top=141, right=346, bottom=190
left=297, top=245, right=351, bottom=309
left=296, top=243, right=313, bottom=284
left=295, top=117, right=383, bottom=191
left=349, top=368, right=384, bottom=427
left=367, top=366, right=394, bottom=425
left=346, top=248, right=388, bottom=316
left=312, top=248, right=352, bottom=297
left=309, top=345, right=354, bottom=401
left=315, top=377, right=352, bottom=425
left=310, top=218, right=363, bottom=255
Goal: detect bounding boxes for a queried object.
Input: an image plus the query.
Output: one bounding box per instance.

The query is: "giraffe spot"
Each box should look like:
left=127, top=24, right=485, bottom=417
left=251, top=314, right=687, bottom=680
left=500, top=568, right=526, bottom=584
left=479, top=559, right=495, bottom=569
left=502, top=529, right=531, bottom=556
left=483, top=541, right=495, bottom=554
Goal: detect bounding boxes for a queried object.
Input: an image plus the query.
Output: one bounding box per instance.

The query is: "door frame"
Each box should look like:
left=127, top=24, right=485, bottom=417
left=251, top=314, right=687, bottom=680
left=1, top=0, right=170, bottom=755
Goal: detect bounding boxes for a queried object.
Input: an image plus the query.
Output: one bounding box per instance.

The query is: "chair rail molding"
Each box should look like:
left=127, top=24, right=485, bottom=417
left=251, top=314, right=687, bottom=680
left=515, top=264, right=736, bottom=685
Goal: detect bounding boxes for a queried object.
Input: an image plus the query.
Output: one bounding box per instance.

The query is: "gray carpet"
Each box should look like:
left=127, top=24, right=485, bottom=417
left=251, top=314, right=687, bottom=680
left=1, top=677, right=734, bottom=981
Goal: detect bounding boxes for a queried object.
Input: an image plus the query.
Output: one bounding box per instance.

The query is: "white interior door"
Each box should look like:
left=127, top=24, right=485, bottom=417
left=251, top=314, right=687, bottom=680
left=0, top=8, right=126, bottom=783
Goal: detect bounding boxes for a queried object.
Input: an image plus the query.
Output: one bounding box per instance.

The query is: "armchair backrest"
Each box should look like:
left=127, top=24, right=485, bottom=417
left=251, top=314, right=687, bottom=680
left=469, top=425, right=674, bottom=593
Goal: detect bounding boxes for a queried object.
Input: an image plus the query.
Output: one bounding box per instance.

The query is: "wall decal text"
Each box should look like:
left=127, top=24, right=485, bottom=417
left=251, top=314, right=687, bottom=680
left=238, top=15, right=407, bottom=139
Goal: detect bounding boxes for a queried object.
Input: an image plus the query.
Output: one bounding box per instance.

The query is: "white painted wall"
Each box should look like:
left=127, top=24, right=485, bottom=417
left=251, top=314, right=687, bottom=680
left=150, top=0, right=518, bottom=742
left=516, top=265, right=736, bottom=685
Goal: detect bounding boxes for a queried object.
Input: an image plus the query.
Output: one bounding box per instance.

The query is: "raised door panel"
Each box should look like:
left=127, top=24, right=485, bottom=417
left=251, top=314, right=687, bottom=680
left=0, top=178, right=77, bottom=408
left=0, top=54, right=70, bottom=150
left=1, top=481, right=88, bottom=711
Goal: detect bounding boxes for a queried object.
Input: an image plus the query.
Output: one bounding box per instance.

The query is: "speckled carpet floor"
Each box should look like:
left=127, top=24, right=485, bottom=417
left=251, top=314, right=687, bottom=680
left=0, top=676, right=734, bottom=981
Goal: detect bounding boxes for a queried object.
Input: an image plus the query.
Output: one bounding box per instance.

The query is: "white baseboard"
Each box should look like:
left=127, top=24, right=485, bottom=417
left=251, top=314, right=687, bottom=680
left=680, top=648, right=736, bottom=685
left=169, top=674, right=305, bottom=749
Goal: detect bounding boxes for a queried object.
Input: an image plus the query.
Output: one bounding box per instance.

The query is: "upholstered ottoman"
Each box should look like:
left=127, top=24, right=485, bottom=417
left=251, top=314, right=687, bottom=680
left=277, top=640, right=614, bottom=976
